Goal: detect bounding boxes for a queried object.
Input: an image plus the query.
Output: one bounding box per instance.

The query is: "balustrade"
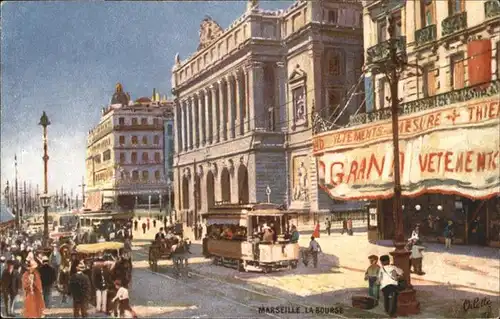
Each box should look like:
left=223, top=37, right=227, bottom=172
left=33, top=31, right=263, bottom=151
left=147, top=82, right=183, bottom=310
left=485, top=0, right=500, bottom=19
left=366, top=36, right=406, bottom=64
left=441, top=11, right=467, bottom=37
left=415, top=24, right=436, bottom=46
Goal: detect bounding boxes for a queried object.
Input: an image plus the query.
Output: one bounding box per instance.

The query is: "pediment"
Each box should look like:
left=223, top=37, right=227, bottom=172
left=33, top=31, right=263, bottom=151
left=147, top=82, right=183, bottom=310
left=288, top=64, right=307, bottom=83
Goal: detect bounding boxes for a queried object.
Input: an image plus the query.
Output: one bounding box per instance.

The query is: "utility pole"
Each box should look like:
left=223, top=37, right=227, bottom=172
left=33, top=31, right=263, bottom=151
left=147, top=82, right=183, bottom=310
left=4, top=181, right=10, bottom=208
left=36, top=184, right=39, bottom=213
left=22, top=181, right=27, bottom=220
left=70, top=188, right=74, bottom=210
left=78, top=176, right=86, bottom=208
left=28, top=183, right=32, bottom=214
left=367, top=6, right=421, bottom=315
left=14, top=155, right=19, bottom=229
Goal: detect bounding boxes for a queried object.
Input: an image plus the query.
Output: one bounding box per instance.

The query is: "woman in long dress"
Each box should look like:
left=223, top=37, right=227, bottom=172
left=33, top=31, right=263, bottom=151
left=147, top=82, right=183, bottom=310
left=312, top=222, right=320, bottom=238
left=22, top=259, right=45, bottom=318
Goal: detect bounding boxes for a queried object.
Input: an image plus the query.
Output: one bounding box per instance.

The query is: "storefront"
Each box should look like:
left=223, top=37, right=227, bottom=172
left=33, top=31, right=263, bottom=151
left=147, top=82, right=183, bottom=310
left=312, top=96, right=499, bottom=247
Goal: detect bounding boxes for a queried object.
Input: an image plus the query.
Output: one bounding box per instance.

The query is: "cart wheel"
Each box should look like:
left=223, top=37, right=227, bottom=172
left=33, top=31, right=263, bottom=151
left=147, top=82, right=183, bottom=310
left=237, top=260, right=244, bottom=272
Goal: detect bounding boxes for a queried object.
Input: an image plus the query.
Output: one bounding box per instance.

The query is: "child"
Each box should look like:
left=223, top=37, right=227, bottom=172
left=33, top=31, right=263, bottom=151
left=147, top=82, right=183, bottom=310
left=112, top=280, right=137, bottom=318
left=364, top=255, right=380, bottom=302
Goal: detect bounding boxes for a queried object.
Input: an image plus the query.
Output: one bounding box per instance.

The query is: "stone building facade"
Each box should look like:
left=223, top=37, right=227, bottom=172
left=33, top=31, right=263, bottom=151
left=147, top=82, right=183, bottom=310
left=353, top=0, right=500, bottom=245
left=85, top=83, right=174, bottom=212
left=171, top=0, right=364, bottom=229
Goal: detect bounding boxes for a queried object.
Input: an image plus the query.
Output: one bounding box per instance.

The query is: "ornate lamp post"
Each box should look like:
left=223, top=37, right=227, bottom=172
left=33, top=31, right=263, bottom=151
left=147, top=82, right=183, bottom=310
left=266, top=185, right=271, bottom=203
left=39, top=111, right=51, bottom=246
left=368, top=7, right=420, bottom=315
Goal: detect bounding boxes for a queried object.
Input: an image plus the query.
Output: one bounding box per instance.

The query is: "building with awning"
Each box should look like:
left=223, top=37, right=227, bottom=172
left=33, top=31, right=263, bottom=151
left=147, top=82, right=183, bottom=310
left=312, top=0, right=500, bottom=247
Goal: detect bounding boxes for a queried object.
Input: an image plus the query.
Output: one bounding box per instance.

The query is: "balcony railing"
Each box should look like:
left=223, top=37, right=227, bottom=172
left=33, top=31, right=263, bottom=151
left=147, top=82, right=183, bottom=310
left=349, top=79, right=500, bottom=126
left=442, top=11, right=467, bottom=37
left=485, top=0, right=500, bottom=19
left=113, top=123, right=164, bottom=131
left=415, top=24, right=437, bottom=46
left=366, top=36, right=406, bottom=65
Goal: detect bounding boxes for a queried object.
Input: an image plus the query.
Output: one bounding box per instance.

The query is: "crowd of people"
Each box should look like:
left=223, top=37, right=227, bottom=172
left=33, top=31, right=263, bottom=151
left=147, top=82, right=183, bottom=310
left=0, top=223, right=136, bottom=318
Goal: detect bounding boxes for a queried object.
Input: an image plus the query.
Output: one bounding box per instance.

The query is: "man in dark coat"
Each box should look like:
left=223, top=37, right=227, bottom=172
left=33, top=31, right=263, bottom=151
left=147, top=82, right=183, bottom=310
left=92, top=257, right=111, bottom=313
left=69, top=261, right=91, bottom=318
left=38, top=256, right=57, bottom=308
left=1, top=260, right=16, bottom=317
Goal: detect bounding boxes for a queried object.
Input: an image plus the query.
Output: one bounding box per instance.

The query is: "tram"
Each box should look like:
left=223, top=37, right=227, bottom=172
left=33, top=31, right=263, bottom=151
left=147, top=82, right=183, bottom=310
left=203, top=203, right=300, bottom=273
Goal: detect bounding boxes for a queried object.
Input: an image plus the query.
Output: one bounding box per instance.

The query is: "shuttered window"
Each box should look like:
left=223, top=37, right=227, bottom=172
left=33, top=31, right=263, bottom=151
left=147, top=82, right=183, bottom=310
left=451, top=54, right=465, bottom=90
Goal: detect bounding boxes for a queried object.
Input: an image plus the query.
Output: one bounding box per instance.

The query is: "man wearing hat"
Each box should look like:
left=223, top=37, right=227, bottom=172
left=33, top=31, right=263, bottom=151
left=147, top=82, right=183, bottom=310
left=1, top=259, right=15, bottom=317
left=69, top=261, right=91, bottom=317
left=92, top=256, right=111, bottom=314
left=378, top=255, right=403, bottom=316
left=38, top=256, right=57, bottom=308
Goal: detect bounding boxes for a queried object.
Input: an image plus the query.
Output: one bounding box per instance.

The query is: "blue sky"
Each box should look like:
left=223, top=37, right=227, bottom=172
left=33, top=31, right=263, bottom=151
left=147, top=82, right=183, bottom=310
left=1, top=0, right=291, bottom=197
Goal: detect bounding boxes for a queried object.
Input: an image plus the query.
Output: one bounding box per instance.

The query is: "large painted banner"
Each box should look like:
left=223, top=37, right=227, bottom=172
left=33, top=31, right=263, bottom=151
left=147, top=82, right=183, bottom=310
left=312, top=97, right=500, bottom=200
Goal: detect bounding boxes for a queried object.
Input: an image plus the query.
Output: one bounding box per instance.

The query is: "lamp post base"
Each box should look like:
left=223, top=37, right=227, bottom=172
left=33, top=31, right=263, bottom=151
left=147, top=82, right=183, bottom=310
left=390, top=241, right=420, bottom=316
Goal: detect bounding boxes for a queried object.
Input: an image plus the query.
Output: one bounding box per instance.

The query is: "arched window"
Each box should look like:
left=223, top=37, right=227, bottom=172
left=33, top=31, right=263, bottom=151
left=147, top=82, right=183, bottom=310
left=220, top=168, right=231, bottom=203
left=142, top=170, right=149, bottom=181
left=237, top=165, right=249, bottom=204
left=154, top=135, right=160, bottom=144
left=328, top=51, right=343, bottom=76
left=195, top=175, right=201, bottom=210
left=182, top=176, right=190, bottom=209
left=206, top=171, right=215, bottom=209
left=132, top=171, right=139, bottom=181
left=142, top=136, right=148, bottom=144
left=142, top=152, right=149, bottom=162
left=154, top=170, right=161, bottom=181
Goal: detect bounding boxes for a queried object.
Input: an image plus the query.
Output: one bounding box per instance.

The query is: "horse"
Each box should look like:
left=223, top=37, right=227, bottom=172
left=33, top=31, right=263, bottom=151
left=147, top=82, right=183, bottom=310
left=170, top=238, right=192, bottom=278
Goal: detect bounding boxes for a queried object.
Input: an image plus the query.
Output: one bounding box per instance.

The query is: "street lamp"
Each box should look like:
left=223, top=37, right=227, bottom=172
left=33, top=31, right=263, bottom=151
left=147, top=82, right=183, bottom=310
left=167, top=179, right=173, bottom=224
left=39, top=111, right=51, bottom=247
left=266, top=185, right=271, bottom=203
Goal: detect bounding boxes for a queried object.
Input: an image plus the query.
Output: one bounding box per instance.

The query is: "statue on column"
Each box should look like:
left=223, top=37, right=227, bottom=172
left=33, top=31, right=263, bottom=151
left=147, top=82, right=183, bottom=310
left=293, top=161, right=309, bottom=201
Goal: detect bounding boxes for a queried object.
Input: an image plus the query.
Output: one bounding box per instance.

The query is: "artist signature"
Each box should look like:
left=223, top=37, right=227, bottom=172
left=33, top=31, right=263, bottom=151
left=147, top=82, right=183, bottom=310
left=462, top=297, right=492, bottom=312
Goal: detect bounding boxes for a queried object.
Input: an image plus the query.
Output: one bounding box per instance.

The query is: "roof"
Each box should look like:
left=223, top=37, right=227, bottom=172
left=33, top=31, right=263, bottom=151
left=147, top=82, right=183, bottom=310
left=135, top=97, right=152, bottom=103
left=75, top=242, right=124, bottom=254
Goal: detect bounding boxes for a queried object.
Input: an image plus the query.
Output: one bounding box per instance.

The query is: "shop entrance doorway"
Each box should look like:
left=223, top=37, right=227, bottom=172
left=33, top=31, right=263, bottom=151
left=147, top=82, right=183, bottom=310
left=466, top=199, right=488, bottom=246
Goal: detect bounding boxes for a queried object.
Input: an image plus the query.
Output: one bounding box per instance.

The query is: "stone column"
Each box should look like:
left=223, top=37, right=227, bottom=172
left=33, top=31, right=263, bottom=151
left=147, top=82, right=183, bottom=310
left=227, top=74, right=235, bottom=139
left=194, top=95, right=200, bottom=148
left=246, top=61, right=264, bottom=131
left=181, top=101, right=187, bottom=152
left=276, top=62, right=287, bottom=131
left=198, top=92, right=205, bottom=146
left=235, top=71, right=243, bottom=136
left=210, top=85, right=219, bottom=143
left=218, top=78, right=227, bottom=141
left=243, top=69, right=249, bottom=134
left=188, top=97, right=194, bottom=150
left=174, top=99, right=181, bottom=154
left=204, top=88, right=212, bottom=144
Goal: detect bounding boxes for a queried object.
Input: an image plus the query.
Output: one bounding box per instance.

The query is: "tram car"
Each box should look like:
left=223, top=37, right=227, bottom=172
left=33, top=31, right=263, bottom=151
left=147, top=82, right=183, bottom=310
left=203, top=203, right=300, bottom=273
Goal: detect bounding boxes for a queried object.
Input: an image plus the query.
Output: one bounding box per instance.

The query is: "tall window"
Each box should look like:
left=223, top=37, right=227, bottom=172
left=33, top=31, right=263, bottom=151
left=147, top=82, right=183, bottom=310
left=131, top=136, right=138, bottom=144
left=120, top=153, right=125, bottom=164
left=155, top=170, right=161, bottom=181
left=267, top=107, right=276, bottom=131
left=328, top=9, right=338, bottom=24
left=378, top=19, right=387, bottom=42
left=132, top=118, right=138, bottom=125
left=153, top=135, right=160, bottom=144
left=448, top=0, right=465, bottom=16
left=423, top=65, right=436, bottom=97
left=167, top=124, right=173, bottom=135
left=328, top=51, right=342, bottom=76
left=377, top=78, right=387, bottom=109
left=118, top=117, right=125, bottom=125
left=393, top=12, right=402, bottom=36
left=131, top=152, right=137, bottom=164
left=450, top=54, right=465, bottom=90
left=142, top=136, right=148, bottom=145
left=142, top=152, right=149, bottom=163
left=497, top=42, right=500, bottom=79
left=153, top=118, right=160, bottom=126
left=132, top=171, right=139, bottom=181
left=141, top=118, right=147, bottom=125
left=154, top=152, right=161, bottom=163
left=102, top=150, right=111, bottom=161
left=142, top=171, right=149, bottom=181
left=421, top=0, right=435, bottom=27
left=119, top=136, right=125, bottom=145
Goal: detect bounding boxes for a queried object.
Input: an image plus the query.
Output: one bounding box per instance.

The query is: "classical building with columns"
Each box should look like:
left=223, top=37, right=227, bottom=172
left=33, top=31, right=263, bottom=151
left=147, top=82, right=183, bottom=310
left=171, top=0, right=364, bottom=230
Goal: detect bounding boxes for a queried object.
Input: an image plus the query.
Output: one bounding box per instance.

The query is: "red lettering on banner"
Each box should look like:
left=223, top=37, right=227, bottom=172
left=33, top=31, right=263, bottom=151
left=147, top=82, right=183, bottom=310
left=477, top=153, right=486, bottom=172
left=444, top=152, right=454, bottom=172
left=465, top=151, right=474, bottom=172
left=488, top=102, right=499, bottom=119
left=455, top=153, right=464, bottom=172
left=468, top=102, right=500, bottom=123
left=313, top=138, right=324, bottom=152
left=357, top=158, right=367, bottom=180
left=367, top=154, right=385, bottom=179
left=419, top=154, right=428, bottom=172
left=428, top=114, right=435, bottom=127
left=347, top=161, right=358, bottom=183
left=434, top=113, right=442, bottom=126
left=389, top=152, right=405, bottom=177
left=330, top=162, right=345, bottom=187
left=428, top=153, right=437, bottom=173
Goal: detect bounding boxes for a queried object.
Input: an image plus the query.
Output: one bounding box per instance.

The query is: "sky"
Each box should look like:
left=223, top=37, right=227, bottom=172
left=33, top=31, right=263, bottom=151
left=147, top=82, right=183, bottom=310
left=1, top=0, right=292, bottom=198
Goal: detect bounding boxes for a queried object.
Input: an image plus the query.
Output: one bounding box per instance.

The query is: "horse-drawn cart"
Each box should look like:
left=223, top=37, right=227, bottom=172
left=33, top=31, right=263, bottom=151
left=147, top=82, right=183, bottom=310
left=148, top=236, right=191, bottom=275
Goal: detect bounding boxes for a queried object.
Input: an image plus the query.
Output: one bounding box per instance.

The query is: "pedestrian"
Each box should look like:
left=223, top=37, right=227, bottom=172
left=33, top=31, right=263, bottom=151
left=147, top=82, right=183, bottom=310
left=325, top=218, right=331, bottom=236
left=411, top=240, right=425, bottom=275
left=155, top=228, right=165, bottom=241
left=9, top=261, right=21, bottom=316
left=49, top=243, right=61, bottom=284
left=92, top=256, right=110, bottom=314
left=1, top=260, right=15, bottom=317
left=69, top=261, right=91, bottom=318
left=410, top=224, right=420, bottom=242
left=443, top=221, right=454, bottom=249
left=22, top=259, right=45, bottom=318
left=112, top=279, right=137, bottom=318
left=312, top=222, right=320, bottom=238
left=364, top=255, right=380, bottom=303
left=153, top=219, right=157, bottom=228
left=133, top=220, right=138, bottom=232
left=378, top=255, right=404, bottom=317
left=290, top=225, right=299, bottom=243
left=341, top=219, right=348, bottom=235
left=142, top=223, right=146, bottom=234
left=0, top=256, right=5, bottom=277
left=198, top=222, right=203, bottom=240
left=347, top=218, right=353, bottom=235
left=308, top=236, right=322, bottom=268
left=147, top=218, right=150, bottom=231
left=38, top=256, right=57, bottom=308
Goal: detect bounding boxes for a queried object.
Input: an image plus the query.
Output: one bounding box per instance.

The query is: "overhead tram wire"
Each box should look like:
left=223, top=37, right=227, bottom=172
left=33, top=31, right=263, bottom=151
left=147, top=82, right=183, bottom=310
left=180, top=46, right=497, bottom=144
